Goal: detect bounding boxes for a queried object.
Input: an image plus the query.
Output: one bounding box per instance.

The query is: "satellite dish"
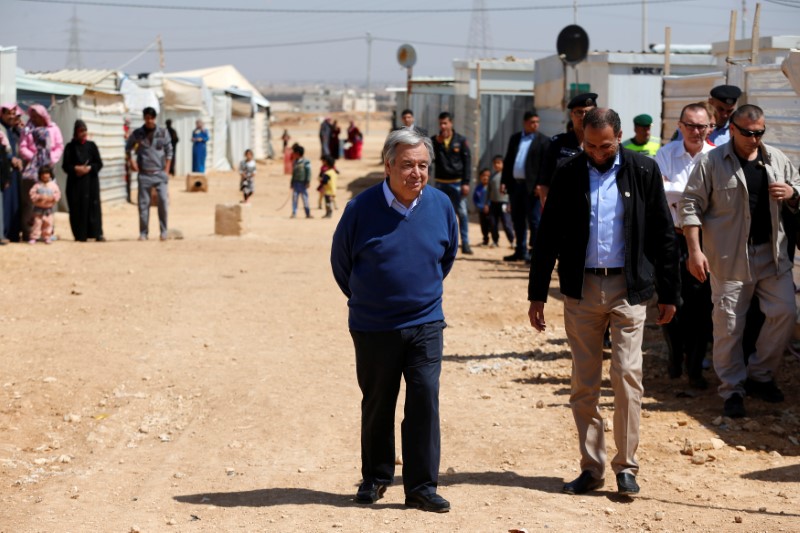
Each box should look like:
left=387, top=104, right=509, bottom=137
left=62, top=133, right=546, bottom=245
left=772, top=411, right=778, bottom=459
left=397, top=44, right=417, bottom=68
left=556, top=25, right=589, bottom=65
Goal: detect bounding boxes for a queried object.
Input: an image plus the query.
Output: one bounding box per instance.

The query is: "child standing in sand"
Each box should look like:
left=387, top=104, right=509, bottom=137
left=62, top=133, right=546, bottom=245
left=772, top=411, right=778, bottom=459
left=239, top=149, right=256, bottom=203
left=28, top=165, right=61, bottom=244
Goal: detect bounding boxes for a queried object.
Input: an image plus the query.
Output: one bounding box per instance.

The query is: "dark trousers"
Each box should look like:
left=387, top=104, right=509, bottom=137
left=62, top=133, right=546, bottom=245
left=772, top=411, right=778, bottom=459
left=478, top=211, right=491, bottom=244
left=489, top=202, right=514, bottom=245
left=3, top=173, right=20, bottom=241
left=509, top=182, right=540, bottom=255
left=350, top=321, right=444, bottom=497
left=661, top=232, right=713, bottom=379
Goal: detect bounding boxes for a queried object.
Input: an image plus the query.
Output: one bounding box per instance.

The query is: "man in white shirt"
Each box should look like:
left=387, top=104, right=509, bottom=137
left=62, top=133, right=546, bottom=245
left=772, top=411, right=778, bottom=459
left=655, top=103, right=714, bottom=389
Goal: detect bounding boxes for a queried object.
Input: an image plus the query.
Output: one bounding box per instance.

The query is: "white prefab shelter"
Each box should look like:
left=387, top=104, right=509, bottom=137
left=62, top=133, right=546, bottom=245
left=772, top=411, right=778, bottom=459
left=161, top=76, right=213, bottom=176
left=26, top=69, right=129, bottom=205
left=166, top=65, right=271, bottom=164
left=48, top=90, right=128, bottom=204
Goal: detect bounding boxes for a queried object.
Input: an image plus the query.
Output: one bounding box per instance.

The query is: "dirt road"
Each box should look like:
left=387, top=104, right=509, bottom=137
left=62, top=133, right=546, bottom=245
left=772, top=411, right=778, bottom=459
left=1, top=118, right=798, bottom=532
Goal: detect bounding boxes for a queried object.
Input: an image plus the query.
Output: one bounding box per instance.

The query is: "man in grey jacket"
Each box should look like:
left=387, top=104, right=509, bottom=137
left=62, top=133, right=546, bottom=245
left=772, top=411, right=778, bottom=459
left=680, top=104, right=800, bottom=418
left=126, top=107, right=173, bottom=241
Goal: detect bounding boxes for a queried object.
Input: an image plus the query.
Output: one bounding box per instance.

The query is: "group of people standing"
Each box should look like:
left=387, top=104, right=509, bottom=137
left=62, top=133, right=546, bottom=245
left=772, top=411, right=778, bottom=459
left=330, top=89, right=799, bottom=511
left=319, top=118, right=363, bottom=161
left=0, top=103, right=105, bottom=245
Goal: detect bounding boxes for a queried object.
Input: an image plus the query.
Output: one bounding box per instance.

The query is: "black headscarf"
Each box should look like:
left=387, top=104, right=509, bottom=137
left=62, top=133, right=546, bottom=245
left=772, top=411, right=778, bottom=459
left=73, top=119, right=87, bottom=139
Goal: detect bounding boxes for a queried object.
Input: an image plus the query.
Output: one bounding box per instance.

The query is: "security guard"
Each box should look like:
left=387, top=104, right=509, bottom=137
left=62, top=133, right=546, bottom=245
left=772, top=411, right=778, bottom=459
left=622, top=114, right=660, bottom=157
left=537, top=92, right=598, bottom=205
left=707, top=84, right=741, bottom=146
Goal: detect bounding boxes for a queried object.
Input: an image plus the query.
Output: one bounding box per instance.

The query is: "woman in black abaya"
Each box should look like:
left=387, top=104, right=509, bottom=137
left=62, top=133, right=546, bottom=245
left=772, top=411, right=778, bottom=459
left=63, top=120, right=105, bottom=242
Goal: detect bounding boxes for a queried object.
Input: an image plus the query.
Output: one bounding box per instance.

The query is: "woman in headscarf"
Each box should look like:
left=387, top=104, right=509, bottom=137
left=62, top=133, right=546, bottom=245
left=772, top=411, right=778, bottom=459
left=345, top=120, right=363, bottom=160
left=191, top=119, right=209, bottom=173
left=63, top=120, right=104, bottom=242
left=19, top=105, right=64, bottom=240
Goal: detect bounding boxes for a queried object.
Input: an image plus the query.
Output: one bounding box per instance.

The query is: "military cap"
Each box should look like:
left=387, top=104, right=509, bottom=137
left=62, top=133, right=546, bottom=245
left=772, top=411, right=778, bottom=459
left=709, top=85, right=742, bottom=105
left=633, top=114, right=653, bottom=127
left=568, top=92, right=598, bottom=109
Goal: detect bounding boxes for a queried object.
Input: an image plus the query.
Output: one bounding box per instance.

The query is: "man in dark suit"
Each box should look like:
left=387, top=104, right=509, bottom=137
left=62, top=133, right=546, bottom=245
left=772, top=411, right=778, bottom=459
left=501, top=109, right=550, bottom=262
left=529, top=108, right=679, bottom=497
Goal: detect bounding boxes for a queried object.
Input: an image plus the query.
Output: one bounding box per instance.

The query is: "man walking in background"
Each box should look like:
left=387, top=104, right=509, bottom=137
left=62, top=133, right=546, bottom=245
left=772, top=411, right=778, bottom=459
left=431, top=111, right=472, bottom=255
left=126, top=107, right=172, bottom=241
left=501, top=109, right=550, bottom=262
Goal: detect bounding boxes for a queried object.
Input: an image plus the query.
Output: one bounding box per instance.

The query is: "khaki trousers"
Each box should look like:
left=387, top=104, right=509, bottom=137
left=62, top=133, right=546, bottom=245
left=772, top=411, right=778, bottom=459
left=710, top=243, right=796, bottom=400
left=563, top=273, right=646, bottom=479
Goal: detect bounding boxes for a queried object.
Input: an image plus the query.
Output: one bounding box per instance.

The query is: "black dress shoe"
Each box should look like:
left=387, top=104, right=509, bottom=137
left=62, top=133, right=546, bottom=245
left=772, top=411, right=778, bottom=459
left=503, top=252, right=524, bottom=262
left=404, top=491, right=450, bottom=513
left=723, top=393, right=746, bottom=418
left=616, top=473, right=639, bottom=496
left=462, top=244, right=474, bottom=255
left=562, top=471, right=604, bottom=495
left=744, top=378, right=784, bottom=403
left=355, top=481, right=387, bottom=504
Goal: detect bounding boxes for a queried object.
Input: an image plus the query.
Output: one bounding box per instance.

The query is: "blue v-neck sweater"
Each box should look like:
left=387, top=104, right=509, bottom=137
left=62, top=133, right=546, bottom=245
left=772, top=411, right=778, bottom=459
left=331, top=182, right=459, bottom=331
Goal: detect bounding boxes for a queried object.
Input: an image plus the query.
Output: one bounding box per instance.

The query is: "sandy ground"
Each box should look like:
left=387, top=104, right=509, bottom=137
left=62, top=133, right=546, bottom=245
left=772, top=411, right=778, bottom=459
left=1, top=116, right=799, bottom=533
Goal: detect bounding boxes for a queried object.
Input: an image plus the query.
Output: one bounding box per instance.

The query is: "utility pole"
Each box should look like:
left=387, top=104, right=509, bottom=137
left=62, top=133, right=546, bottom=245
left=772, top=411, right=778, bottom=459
left=365, top=32, right=372, bottom=135
left=66, top=6, right=83, bottom=69
left=157, top=34, right=165, bottom=71
left=642, top=0, right=648, bottom=52
left=573, top=0, right=578, bottom=24
left=741, top=0, right=747, bottom=39
left=466, top=0, right=493, bottom=60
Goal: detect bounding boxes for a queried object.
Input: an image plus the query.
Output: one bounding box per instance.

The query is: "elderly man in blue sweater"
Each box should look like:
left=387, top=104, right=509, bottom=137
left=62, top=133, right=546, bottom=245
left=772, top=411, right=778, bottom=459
left=331, top=127, right=459, bottom=513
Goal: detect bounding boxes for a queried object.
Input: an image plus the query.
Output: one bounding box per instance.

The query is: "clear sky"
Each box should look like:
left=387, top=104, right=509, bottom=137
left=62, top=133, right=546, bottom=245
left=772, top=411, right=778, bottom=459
left=3, top=0, right=798, bottom=88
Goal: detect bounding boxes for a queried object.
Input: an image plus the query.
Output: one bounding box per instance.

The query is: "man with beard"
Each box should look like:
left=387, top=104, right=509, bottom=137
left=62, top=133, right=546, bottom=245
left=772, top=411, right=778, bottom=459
left=528, top=108, right=679, bottom=497
left=126, top=107, right=172, bottom=241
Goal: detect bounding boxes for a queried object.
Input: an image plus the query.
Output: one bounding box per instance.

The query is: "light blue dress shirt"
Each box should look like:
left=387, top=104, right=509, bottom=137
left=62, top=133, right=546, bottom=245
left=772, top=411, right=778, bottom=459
left=383, top=179, right=421, bottom=217
left=513, top=133, right=535, bottom=179
left=585, top=152, right=625, bottom=268
left=707, top=121, right=731, bottom=146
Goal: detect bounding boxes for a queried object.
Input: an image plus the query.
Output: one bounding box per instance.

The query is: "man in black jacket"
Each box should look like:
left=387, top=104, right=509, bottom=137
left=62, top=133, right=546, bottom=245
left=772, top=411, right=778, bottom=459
left=528, top=108, right=679, bottom=497
left=501, top=109, right=550, bottom=262
left=432, top=112, right=472, bottom=254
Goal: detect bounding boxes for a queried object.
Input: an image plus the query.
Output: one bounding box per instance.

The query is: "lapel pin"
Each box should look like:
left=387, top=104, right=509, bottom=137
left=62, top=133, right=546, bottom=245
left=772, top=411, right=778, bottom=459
left=624, top=192, right=631, bottom=197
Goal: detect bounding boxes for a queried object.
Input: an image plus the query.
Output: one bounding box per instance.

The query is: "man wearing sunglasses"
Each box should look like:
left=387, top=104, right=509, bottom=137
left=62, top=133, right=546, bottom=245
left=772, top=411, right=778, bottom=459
left=680, top=104, right=800, bottom=419
left=655, top=103, right=715, bottom=390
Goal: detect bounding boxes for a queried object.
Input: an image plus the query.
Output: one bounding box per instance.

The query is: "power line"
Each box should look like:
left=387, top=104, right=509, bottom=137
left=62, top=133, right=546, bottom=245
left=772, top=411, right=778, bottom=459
left=17, top=0, right=698, bottom=14
left=21, top=36, right=551, bottom=55
left=21, top=36, right=365, bottom=53
left=764, top=0, right=800, bottom=7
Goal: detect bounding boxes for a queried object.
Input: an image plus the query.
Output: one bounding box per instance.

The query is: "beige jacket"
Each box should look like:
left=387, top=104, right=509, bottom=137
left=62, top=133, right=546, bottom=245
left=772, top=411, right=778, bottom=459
left=680, top=141, right=800, bottom=282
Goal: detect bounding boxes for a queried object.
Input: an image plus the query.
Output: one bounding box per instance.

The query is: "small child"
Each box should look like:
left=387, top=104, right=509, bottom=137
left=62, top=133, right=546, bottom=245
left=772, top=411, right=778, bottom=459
left=488, top=155, right=515, bottom=248
left=290, top=143, right=312, bottom=218
left=28, top=165, right=61, bottom=244
left=473, top=168, right=491, bottom=246
left=239, top=148, right=256, bottom=203
left=319, top=154, right=338, bottom=218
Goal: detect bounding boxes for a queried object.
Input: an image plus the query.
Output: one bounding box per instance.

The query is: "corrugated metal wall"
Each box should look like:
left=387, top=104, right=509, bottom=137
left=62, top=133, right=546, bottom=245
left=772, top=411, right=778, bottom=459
left=49, top=92, right=127, bottom=207
left=745, top=64, right=800, bottom=166
left=473, top=93, right=535, bottom=172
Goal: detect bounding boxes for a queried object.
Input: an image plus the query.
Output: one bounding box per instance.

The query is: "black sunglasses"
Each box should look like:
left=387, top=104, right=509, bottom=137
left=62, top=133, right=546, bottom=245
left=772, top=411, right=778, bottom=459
left=732, top=122, right=766, bottom=138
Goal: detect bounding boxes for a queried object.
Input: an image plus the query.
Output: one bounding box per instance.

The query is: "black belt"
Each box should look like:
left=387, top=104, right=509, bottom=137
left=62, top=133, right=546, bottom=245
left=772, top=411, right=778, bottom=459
left=585, top=267, right=623, bottom=276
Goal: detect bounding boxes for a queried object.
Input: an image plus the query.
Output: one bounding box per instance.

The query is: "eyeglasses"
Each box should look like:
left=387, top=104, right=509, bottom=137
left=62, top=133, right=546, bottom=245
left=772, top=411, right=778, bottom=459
left=679, top=122, right=709, bottom=131
left=731, top=122, right=766, bottom=138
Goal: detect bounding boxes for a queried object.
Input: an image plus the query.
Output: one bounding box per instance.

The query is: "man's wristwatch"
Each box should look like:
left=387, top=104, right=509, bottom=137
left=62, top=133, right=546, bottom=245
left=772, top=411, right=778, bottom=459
left=791, top=188, right=800, bottom=203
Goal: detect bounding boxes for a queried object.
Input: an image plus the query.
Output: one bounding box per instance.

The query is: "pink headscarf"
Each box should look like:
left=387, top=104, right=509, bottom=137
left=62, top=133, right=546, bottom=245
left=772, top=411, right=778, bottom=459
left=0, top=102, right=19, bottom=114
left=27, top=104, right=52, bottom=126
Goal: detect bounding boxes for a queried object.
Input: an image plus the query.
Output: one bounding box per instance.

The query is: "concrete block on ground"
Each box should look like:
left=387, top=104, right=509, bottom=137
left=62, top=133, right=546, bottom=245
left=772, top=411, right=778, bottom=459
left=187, top=173, right=208, bottom=192
left=215, top=203, right=250, bottom=236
